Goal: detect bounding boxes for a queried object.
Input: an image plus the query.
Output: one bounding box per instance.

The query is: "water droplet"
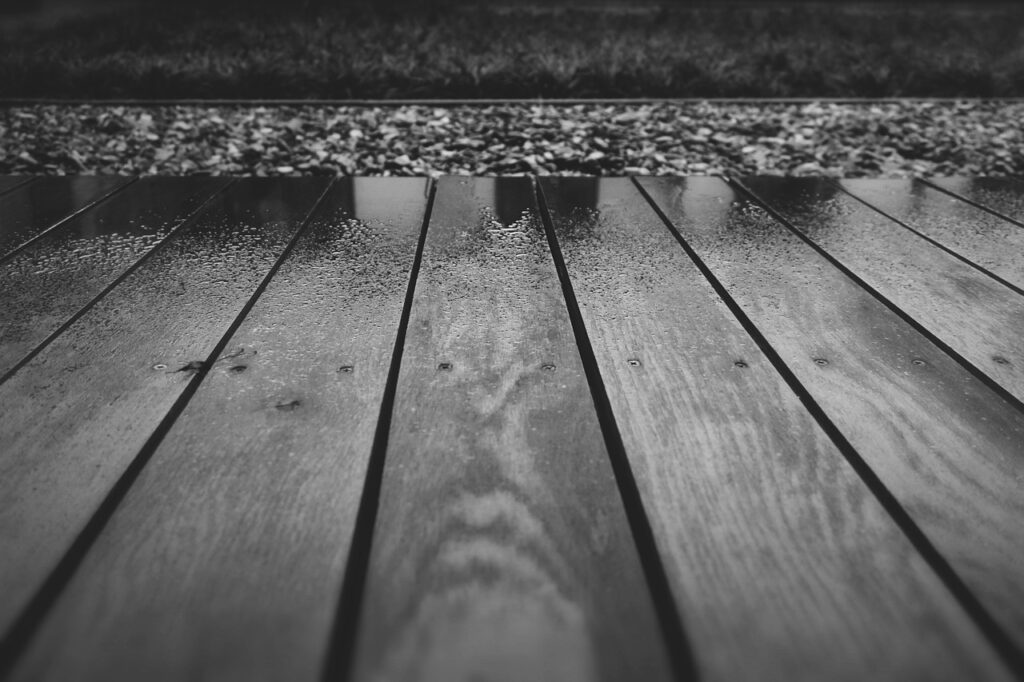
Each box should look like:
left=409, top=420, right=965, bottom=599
left=993, top=356, right=1011, bottom=365
left=911, top=358, right=926, bottom=366
left=734, top=360, right=748, bottom=368
left=152, top=363, right=167, bottom=370
left=338, top=365, right=354, bottom=373
left=627, top=358, right=642, bottom=367
left=438, top=362, right=453, bottom=371
left=541, top=363, right=556, bottom=372
left=229, top=365, right=247, bottom=373
left=813, top=358, right=829, bottom=366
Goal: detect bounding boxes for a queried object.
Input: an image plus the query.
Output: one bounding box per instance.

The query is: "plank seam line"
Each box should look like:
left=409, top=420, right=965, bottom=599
left=732, top=177, right=1024, bottom=419
left=534, top=178, right=698, bottom=682
left=0, top=178, right=237, bottom=388
left=0, top=178, right=336, bottom=679
left=919, top=178, right=1024, bottom=231
left=320, top=178, right=437, bottom=682
left=0, top=176, right=138, bottom=267
left=648, top=175, right=1023, bottom=678
left=0, top=177, right=35, bottom=198
left=828, top=178, right=1024, bottom=299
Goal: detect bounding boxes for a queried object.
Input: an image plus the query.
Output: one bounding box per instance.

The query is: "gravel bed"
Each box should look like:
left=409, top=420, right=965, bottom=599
left=2, top=101, right=1022, bottom=177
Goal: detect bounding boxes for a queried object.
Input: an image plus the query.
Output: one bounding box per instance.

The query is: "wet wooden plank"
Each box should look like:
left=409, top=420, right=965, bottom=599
left=0, top=176, right=230, bottom=379
left=739, top=176, right=1024, bottom=405
left=351, top=176, right=673, bottom=682
left=0, top=176, right=33, bottom=196
left=838, top=178, right=1024, bottom=292
left=0, top=178, right=330, bottom=645
left=638, top=176, right=1024, bottom=663
left=0, top=176, right=132, bottom=260
left=539, top=176, right=1010, bottom=682
left=926, top=177, right=1024, bottom=226
left=9, top=178, right=428, bottom=682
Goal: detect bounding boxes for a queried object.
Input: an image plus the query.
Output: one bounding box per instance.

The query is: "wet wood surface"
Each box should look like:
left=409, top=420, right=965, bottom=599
left=8, top=178, right=428, bottom=682
left=927, top=177, right=1024, bottom=226
left=0, top=178, right=328, bottom=643
left=540, top=176, right=1009, bottom=682
left=1, top=175, right=1022, bottom=681
left=740, top=176, right=1024, bottom=405
left=0, top=175, right=131, bottom=260
left=640, top=175, right=1024, bottom=665
left=0, top=176, right=229, bottom=378
left=0, top=176, right=33, bottom=196
left=350, top=176, right=673, bottom=682
left=838, top=178, right=1024, bottom=293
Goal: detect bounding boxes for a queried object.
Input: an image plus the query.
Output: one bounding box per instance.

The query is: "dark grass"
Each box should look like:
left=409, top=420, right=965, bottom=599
left=2, top=1, right=1024, bottom=98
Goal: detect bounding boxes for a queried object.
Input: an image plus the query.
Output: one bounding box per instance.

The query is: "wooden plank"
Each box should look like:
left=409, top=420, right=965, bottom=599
left=0, top=176, right=33, bottom=196
left=837, top=178, right=1024, bottom=293
left=738, top=176, right=1024, bottom=405
left=927, top=177, right=1024, bottom=226
left=539, top=176, right=1011, bottom=682
left=638, top=175, right=1024, bottom=665
left=351, top=176, right=673, bottom=682
left=8, top=178, right=428, bottom=682
left=0, top=176, right=132, bottom=260
left=0, top=176, right=230, bottom=379
left=0, top=178, right=330, bottom=647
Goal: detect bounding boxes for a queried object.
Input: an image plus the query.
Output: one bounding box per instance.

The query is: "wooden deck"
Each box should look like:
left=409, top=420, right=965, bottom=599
left=0, top=174, right=1022, bottom=682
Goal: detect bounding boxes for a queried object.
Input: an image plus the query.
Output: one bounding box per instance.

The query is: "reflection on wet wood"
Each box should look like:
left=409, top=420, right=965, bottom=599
left=0, top=176, right=229, bottom=378
left=542, top=176, right=1008, bottom=682
left=8, top=179, right=428, bottom=682
left=0, top=176, right=33, bottom=196
left=639, top=175, right=1024, bottom=665
left=926, top=177, right=1024, bottom=227
left=0, top=176, right=131, bottom=260
left=0, top=178, right=329, bottom=646
left=740, top=176, right=1024, bottom=405
left=351, top=176, right=672, bottom=682
left=1, top=175, right=1022, bottom=682
left=838, top=178, right=1024, bottom=293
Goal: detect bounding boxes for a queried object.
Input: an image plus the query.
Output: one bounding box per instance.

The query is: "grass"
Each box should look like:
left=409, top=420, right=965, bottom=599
left=2, top=1, right=1023, bottom=99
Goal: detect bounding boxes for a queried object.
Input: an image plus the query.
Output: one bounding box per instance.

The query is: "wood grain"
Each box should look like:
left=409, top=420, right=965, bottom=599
left=539, top=175, right=1011, bottom=682
left=838, top=178, right=1024, bottom=292
left=351, top=176, right=673, bottom=682
left=639, top=175, right=1024, bottom=660
left=0, top=176, right=131, bottom=260
left=738, top=176, right=1024, bottom=404
left=8, top=178, right=428, bottom=682
left=0, top=178, right=329, bottom=643
left=926, top=177, right=1024, bottom=226
left=0, top=176, right=230, bottom=378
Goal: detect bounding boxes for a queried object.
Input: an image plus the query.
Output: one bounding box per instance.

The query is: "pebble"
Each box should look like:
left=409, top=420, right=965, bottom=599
left=1, top=101, right=1021, bottom=177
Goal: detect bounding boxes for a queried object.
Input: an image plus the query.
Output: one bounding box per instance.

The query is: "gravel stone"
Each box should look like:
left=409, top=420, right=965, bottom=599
left=2, top=101, right=1022, bottom=177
